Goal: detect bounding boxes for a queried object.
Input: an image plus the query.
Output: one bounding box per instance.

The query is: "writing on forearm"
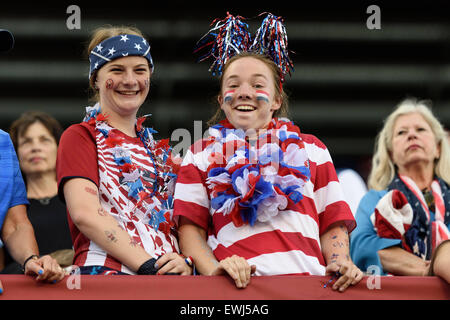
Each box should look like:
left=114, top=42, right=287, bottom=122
left=105, top=230, right=118, bottom=243
left=325, top=225, right=351, bottom=265
left=330, top=253, right=339, bottom=263
left=339, top=224, right=348, bottom=235
left=332, top=241, right=345, bottom=248
left=129, top=238, right=139, bottom=248
left=330, top=232, right=349, bottom=248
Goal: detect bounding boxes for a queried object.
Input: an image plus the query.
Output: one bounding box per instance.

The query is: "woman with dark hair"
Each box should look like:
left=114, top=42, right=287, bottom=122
left=1, top=111, right=73, bottom=273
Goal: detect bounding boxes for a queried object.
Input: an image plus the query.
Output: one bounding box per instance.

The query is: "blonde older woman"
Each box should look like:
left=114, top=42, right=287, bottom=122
left=350, top=98, right=450, bottom=283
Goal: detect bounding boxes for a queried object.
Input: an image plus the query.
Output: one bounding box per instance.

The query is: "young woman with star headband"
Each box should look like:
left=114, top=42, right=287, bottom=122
left=173, top=13, right=363, bottom=290
left=56, top=26, right=192, bottom=276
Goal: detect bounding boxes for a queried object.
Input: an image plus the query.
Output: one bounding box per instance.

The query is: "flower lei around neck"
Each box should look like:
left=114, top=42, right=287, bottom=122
left=83, top=104, right=180, bottom=235
left=205, top=118, right=311, bottom=227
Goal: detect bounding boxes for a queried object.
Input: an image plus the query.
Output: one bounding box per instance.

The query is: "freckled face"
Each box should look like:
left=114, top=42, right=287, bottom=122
left=96, top=56, right=150, bottom=117
left=219, top=57, right=281, bottom=131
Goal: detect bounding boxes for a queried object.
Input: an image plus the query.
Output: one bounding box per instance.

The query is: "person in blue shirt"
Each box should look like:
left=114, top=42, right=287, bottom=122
left=0, top=29, right=65, bottom=294
left=350, top=98, right=450, bottom=283
left=0, top=130, right=66, bottom=293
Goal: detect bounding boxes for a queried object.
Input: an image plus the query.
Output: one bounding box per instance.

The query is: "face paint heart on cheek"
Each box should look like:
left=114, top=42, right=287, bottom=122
left=106, top=79, right=114, bottom=89
left=144, top=79, right=149, bottom=88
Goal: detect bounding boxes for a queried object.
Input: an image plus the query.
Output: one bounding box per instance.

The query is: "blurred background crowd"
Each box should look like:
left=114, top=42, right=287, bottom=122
left=1, top=1, right=449, bottom=181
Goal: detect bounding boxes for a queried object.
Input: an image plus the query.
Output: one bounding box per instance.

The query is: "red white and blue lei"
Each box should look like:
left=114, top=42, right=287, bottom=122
left=205, top=118, right=310, bottom=227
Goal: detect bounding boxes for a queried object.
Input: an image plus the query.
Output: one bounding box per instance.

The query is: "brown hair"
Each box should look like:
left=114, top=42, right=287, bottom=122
left=9, top=111, right=63, bottom=151
left=85, top=25, right=148, bottom=102
left=207, top=51, right=289, bottom=126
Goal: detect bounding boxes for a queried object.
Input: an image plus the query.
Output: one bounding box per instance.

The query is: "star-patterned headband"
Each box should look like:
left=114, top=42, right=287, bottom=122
left=89, top=34, right=154, bottom=79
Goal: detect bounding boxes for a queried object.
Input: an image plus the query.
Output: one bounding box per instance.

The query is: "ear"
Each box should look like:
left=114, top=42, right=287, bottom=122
left=217, top=94, right=224, bottom=110
left=271, top=95, right=282, bottom=112
left=436, top=140, right=441, bottom=159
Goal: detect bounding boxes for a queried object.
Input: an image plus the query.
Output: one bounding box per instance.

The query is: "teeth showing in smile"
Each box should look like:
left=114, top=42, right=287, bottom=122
left=118, top=91, right=138, bottom=95
left=236, top=105, right=256, bottom=111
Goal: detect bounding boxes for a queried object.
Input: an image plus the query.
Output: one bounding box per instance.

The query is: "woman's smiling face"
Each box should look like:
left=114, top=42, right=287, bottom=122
left=96, top=56, right=150, bottom=117
left=219, top=56, right=282, bottom=132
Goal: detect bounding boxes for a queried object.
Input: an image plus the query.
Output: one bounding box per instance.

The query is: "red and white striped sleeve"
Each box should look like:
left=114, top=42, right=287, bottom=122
left=301, top=134, right=356, bottom=235
left=173, top=141, right=211, bottom=230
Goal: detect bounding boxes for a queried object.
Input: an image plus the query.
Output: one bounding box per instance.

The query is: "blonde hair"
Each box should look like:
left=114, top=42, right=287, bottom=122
left=85, top=25, right=148, bottom=102
left=207, top=52, right=289, bottom=126
left=368, top=98, right=450, bottom=190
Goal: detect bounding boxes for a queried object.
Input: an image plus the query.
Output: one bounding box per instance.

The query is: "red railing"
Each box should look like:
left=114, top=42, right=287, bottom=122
left=0, top=274, right=448, bottom=300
